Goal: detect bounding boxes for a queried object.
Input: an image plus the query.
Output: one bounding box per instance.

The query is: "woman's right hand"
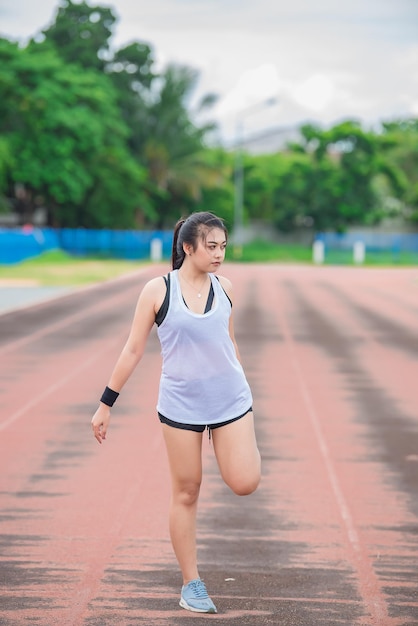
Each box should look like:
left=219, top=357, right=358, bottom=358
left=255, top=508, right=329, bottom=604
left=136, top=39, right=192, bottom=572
left=91, top=404, right=111, bottom=444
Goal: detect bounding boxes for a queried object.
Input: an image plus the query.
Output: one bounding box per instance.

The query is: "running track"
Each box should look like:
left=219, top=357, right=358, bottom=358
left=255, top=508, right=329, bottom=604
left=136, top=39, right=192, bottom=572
left=0, top=264, right=417, bottom=626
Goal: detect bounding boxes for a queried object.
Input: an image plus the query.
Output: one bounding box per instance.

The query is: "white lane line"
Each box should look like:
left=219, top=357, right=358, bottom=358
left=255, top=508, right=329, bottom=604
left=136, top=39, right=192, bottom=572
left=293, top=356, right=361, bottom=551
left=0, top=337, right=120, bottom=432
left=63, top=432, right=163, bottom=626
left=279, top=308, right=392, bottom=625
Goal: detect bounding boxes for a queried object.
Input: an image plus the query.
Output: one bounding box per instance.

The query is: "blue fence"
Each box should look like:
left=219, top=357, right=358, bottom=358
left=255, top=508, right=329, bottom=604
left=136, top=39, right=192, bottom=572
left=0, top=228, right=173, bottom=264
left=315, top=231, right=418, bottom=253
left=57, top=228, right=173, bottom=260
left=0, top=227, right=60, bottom=264
left=1, top=227, right=418, bottom=265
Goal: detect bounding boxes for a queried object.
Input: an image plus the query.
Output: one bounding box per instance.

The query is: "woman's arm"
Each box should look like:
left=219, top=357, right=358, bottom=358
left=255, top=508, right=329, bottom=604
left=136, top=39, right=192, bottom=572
left=91, top=277, right=166, bottom=443
left=218, top=275, right=243, bottom=363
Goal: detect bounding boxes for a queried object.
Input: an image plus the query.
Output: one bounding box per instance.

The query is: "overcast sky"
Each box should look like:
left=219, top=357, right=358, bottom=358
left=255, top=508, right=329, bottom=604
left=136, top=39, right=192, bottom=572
left=1, top=0, right=417, bottom=143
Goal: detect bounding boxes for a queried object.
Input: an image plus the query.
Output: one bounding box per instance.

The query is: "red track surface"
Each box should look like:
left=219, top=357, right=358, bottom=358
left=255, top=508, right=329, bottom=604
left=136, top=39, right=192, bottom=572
left=0, top=264, right=417, bottom=626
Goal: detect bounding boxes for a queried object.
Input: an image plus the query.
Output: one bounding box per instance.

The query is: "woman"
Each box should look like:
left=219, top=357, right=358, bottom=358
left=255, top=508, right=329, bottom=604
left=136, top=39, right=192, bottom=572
left=91, top=211, right=261, bottom=614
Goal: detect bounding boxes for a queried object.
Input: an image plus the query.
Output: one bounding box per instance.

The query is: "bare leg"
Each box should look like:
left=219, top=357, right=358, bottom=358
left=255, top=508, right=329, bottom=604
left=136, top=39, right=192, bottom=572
left=162, top=424, right=203, bottom=584
left=211, top=411, right=261, bottom=495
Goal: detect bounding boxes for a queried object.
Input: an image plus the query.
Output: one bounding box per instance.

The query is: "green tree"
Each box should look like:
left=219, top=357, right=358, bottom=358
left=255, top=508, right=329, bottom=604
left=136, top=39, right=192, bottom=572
left=40, top=0, right=116, bottom=71
left=378, top=119, right=418, bottom=223
left=189, top=147, right=235, bottom=228
left=0, top=38, right=147, bottom=227
left=241, top=119, right=405, bottom=233
left=108, top=41, right=157, bottom=146
left=0, top=136, right=13, bottom=212
left=38, top=1, right=222, bottom=229
left=245, top=151, right=321, bottom=232
left=273, top=120, right=396, bottom=232
left=130, top=63, right=221, bottom=227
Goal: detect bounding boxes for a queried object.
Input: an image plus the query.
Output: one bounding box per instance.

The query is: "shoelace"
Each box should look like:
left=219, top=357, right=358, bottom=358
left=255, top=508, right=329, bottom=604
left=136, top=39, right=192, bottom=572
left=189, top=580, right=209, bottom=598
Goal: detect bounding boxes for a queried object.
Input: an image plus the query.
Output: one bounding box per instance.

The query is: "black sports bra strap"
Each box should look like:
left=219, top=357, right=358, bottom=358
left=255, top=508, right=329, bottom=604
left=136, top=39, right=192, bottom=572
left=155, top=272, right=219, bottom=326
left=204, top=283, right=215, bottom=313
left=155, top=273, right=170, bottom=326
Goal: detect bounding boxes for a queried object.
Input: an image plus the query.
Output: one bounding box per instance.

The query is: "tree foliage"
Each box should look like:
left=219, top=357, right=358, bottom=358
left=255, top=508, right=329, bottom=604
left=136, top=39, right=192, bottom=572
left=243, top=120, right=413, bottom=233
left=0, top=38, right=146, bottom=226
left=377, top=120, right=418, bottom=223
left=0, top=0, right=222, bottom=228
left=0, top=1, right=416, bottom=233
left=40, top=0, right=116, bottom=71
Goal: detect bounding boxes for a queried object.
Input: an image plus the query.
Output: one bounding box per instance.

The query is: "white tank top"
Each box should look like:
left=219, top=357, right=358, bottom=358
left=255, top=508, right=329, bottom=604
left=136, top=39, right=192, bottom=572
left=156, top=270, right=252, bottom=425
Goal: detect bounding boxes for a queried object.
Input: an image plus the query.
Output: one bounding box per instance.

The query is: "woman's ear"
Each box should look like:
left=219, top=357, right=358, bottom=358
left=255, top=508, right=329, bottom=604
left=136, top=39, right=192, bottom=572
left=183, top=243, right=192, bottom=256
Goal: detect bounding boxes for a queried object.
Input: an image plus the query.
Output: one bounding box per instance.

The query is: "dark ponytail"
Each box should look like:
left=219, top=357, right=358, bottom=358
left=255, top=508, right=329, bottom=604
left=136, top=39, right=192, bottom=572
left=172, top=218, right=186, bottom=270
left=171, top=212, right=228, bottom=270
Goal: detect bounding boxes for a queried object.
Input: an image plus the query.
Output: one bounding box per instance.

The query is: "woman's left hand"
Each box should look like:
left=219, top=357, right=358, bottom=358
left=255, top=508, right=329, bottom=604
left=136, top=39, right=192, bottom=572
left=91, top=404, right=111, bottom=444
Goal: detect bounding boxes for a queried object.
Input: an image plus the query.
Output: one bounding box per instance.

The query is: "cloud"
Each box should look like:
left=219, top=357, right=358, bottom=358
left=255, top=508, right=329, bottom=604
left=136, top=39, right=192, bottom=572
left=291, top=74, right=336, bottom=112
left=1, top=0, right=417, bottom=139
left=216, top=64, right=280, bottom=117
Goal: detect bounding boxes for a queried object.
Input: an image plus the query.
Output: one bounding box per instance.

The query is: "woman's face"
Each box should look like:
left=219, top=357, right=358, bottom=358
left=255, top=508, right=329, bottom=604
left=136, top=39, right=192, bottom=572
left=191, top=227, right=227, bottom=272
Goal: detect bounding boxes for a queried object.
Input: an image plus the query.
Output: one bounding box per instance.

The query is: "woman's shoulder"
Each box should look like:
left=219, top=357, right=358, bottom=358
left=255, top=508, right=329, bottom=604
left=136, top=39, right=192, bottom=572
left=145, top=274, right=168, bottom=289
left=215, top=273, right=233, bottom=297
left=140, top=274, right=169, bottom=306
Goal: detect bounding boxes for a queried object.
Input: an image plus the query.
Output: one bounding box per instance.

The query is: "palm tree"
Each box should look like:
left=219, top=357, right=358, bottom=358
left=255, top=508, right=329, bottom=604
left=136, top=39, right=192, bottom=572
left=131, top=63, right=222, bottom=227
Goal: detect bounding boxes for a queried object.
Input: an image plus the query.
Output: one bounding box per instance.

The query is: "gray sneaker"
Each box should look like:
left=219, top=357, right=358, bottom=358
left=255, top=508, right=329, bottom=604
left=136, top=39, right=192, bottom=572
left=179, top=578, right=217, bottom=613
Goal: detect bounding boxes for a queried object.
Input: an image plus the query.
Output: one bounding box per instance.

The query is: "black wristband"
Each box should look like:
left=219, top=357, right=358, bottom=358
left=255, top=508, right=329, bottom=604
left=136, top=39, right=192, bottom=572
left=100, top=386, right=119, bottom=407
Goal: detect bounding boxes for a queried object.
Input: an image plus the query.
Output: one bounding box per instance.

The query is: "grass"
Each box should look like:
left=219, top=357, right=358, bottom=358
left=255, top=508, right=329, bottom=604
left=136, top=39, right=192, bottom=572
left=0, top=250, right=145, bottom=286
left=226, top=239, right=418, bottom=266
left=0, top=244, right=416, bottom=288
left=226, top=240, right=313, bottom=263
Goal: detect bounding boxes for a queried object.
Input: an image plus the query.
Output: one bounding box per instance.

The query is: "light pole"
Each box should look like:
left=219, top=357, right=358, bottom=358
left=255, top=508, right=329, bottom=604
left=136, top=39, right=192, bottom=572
left=233, top=97, right=277, bottom=255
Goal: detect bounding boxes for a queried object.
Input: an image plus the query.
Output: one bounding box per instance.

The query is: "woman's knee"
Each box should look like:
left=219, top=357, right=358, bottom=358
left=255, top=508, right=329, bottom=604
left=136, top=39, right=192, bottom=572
left=230, top=475, right=260, bottom=496
left=228, top=467, right=261, bottom=496
left=173, top=481, right=201, bottom=506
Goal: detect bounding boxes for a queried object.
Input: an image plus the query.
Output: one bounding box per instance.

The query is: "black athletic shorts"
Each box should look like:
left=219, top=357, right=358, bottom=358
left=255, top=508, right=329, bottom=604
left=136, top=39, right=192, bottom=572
left=158, top=407, right=253, bottom=433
